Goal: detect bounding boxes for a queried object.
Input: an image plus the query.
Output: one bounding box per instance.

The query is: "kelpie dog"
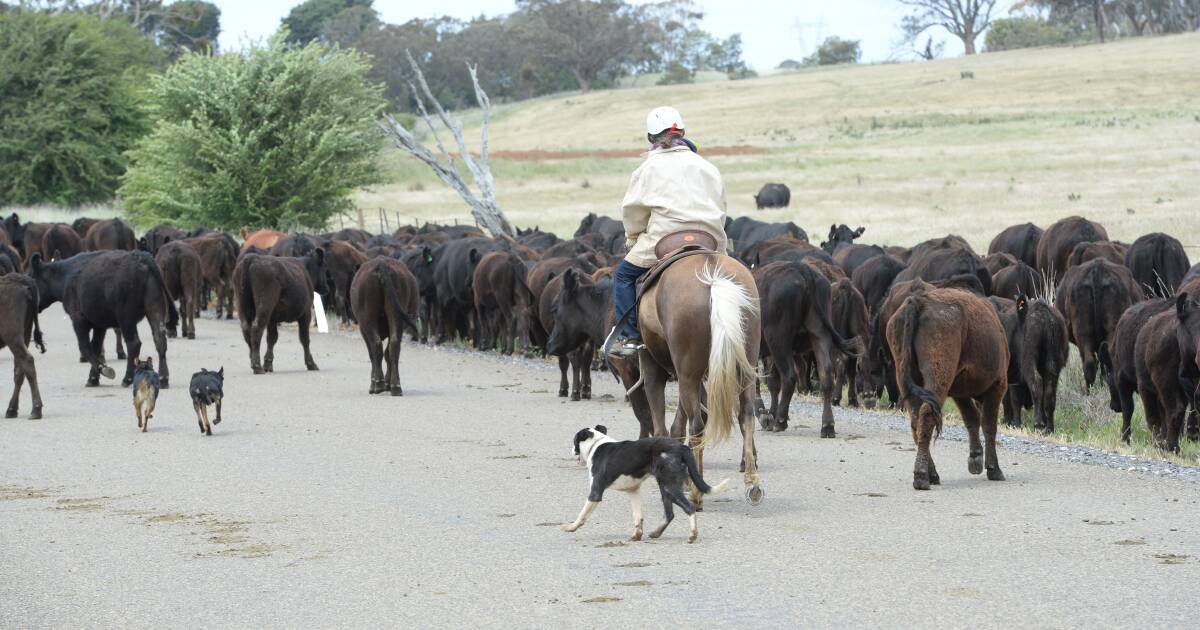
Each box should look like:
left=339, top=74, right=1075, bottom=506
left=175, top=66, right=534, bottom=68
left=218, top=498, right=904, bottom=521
left=131, top=357, right=160, bottom=433
left=189, top=367, right=224, bottom=436
left=562, top=425, right=729, bottom=543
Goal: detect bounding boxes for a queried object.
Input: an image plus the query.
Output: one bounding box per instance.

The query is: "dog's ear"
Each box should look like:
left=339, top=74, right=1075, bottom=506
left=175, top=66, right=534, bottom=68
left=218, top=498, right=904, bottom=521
left=217, top=366, right=224, bottom=378
left=594, top=424, right=607, bottom=435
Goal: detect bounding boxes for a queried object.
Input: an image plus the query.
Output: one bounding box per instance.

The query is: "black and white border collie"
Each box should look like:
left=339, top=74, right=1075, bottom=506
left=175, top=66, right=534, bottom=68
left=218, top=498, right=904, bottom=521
left=562, top=425, right=729, bottom=543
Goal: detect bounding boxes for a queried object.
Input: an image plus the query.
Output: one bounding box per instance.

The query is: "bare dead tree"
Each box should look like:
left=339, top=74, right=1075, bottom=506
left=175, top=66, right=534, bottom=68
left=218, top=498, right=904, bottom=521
left=898, top=0, right=997, bottom=54
left=377, top=51, right=515, bottom=239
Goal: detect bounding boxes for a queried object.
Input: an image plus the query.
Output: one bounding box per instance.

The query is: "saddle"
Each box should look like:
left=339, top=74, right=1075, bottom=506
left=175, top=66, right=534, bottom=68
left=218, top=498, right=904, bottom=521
left=636, top=230, right=719, bottom=300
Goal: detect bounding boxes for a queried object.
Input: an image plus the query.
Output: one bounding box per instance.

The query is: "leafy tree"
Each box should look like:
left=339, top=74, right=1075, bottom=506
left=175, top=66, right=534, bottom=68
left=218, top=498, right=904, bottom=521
left=804, top=36, right=862, bottom=65
left=984, top=16, right=1076, bottom=49
left=898, top=0, right=997, bottom=54
left=513, top=0, right=647, bottom=92
left=154, top=0, right=220, bottom=57
left=281, top=0, right=374, bottom=45
left=0, top=11, right=163, bottom=205
left=120, top=33, right=386, bottom=230
left=656, top=61, right=694, bottom=85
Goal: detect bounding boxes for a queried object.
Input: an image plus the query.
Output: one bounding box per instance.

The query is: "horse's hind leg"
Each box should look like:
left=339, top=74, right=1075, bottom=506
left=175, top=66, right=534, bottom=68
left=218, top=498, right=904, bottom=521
left=739, top=383, right=763, bottom=504
left=673, top=375, right=704, bottom=508
left=641, top=357, right=671, bottom=437
left=980, top=385, right=1006, bottom=481
left=955, top=396, right=984, bottom=475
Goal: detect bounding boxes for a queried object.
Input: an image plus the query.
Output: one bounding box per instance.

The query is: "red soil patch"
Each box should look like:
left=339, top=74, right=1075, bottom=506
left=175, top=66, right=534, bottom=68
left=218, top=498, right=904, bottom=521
left=484, top=146, right=768, bottom=161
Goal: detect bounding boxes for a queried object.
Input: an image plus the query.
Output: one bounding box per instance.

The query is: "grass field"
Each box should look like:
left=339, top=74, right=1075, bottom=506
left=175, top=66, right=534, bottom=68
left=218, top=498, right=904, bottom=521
left=359, top=33, right=1200, bottom=252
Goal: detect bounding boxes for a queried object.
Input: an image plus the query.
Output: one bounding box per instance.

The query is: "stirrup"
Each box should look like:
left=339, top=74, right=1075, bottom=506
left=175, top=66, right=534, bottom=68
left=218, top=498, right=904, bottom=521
left=607, top=339, right=644, bottom=359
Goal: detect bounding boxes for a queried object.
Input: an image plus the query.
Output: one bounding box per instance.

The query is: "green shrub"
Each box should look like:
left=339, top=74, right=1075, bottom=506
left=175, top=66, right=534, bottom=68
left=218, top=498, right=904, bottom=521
left=656, top=62, right=695, bottom=85
left=120, top=33, right=386, bottom=231
left=985, top=17, right=1076, bottom=52
left=804, top=36, right=861, bottom=66
left=0, top=12, right=163, bottom=206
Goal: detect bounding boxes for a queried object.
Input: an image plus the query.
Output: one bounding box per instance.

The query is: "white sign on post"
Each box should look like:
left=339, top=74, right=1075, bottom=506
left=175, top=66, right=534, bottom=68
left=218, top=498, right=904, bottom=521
left=313, top=292, right=329, bottom=334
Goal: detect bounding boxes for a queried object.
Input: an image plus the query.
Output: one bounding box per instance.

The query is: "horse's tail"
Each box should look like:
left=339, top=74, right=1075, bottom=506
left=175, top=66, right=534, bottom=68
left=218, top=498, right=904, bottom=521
left=698, top=263, right=757, bottom=450
left=377, top=261, right=420, bottom=336
left=893, top=295, right=942, bottom=437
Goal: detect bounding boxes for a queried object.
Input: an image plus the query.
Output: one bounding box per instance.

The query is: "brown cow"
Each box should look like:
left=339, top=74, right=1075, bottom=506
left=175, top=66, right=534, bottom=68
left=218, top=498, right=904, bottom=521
left=1134, top=309, right=1189, bottom=452
left=0, top=274, right=46, bottom=420
left=982, top=252, right=1018, bottom=276
left=233, top=250, right=328, bottom=374
left=1054, top=258, right=1143, bottom=391
left=41, top=224, right=83, bottom=261
left=894, top=245, right=992, bottom=295
left=350, top=257, right=420, bottom=395
left=538, top=271, right=593, bottom=400
left=71, top=217, right=99, bottom=238
left=830, top=278, right=872, bottom=408
left=754, top=261, right=864, bottom=436
left=324, top=240, right=368, bottom=325
left=887, top=287, right=1008, bottom=490
left=1173, top=290, right=1200, bottom=442
left=239, top=228, right=285, bottom=253
left=84, top=218, right=136, bottom=251
left=991, top=260, right=1040, bottom=300
left=19, top=222, right=52, bottom=263
left=1067, top=241, right=1124, bottom=267
left=143, top=224, right=187, bottom=255
left=155, top=241, right=203, bottom=339
left=1036, top=215, right=1108, bottom=282
left=988, top=222, right=1043, bottom=268
left=1012, top=295, right=1069, bottom=432
left=1105, top=298, right=1173, bottom=443
left=189, top=232, right=239, bottom=319
left=471, top=250, right=532, bottom=355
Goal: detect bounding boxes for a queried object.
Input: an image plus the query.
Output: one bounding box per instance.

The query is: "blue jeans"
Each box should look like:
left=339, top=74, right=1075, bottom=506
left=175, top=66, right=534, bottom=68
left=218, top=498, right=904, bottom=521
left=613, top=260, right=649, bottom=339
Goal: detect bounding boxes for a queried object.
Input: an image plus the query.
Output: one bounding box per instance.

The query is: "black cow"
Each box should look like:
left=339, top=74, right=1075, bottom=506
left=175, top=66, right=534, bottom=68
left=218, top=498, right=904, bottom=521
left=1124, top=232, right=1190, bottom=297
left=143, top=224, right=188, bottom=255
left=820, top=224, right=865, bottom=254
left=988, top=223, right=1043, bottom=268
left=29, top=251, right=177, bottom=388
left=431, top=237, right=500, bottom=343
left=753, top=183, right=790, bottom=209
left=725, top=216, right=808, bottom=256
left=574, top=213, right=625, bottom=241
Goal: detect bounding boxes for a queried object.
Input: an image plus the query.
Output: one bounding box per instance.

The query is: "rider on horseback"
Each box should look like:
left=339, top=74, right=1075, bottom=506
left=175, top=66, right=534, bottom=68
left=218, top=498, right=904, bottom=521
left=607, top=106, right=730, bottom=359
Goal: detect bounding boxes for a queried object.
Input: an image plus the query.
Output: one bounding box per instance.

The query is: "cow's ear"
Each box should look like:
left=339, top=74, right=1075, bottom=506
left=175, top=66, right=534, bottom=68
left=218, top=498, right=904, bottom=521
left=563, top=268, right=578, bottom=294
left=829, top=223, right=836, bottom=232
left=163, top=236, right=171, bottom=245
left=1016, top=294, right=1029, bottom=322
left=854, top=226, right=865, bottom=237
left=1177, top=293, right=1190, bottom=319
left=314, top=247, right=325, bottom=263
left=469, top=248, right=479, bottom=264
left=29, top=252, right=43, bottom=272
left=594, top=424, right=608, bottom=435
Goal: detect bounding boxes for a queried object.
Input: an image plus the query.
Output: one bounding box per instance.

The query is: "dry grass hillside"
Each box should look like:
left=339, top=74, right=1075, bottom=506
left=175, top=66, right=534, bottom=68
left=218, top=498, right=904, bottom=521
left=360, top=33, right=1200, bottom=250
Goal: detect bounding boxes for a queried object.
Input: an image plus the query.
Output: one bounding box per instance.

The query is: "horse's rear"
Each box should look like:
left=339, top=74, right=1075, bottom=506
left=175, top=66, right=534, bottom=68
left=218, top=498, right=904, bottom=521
left=639, top=253, right=763, bottom=505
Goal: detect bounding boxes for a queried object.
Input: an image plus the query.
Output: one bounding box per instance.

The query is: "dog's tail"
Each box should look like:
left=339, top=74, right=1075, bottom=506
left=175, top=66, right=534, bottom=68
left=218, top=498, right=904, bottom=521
left=679, top=445, right=732, bottom=495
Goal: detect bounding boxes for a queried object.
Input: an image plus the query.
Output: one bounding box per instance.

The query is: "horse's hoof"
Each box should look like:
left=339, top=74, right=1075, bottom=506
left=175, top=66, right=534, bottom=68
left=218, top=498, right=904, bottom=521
left=746, top=484, right=764, bottom=505
left=968, top=455, right=984, bottom=475
left=28, top=407, right=42, bottom=420
left=100, top=366, right=116, bottom=379
left=390, top=388, right=403, bottom=397
left=987, top=467, right=1006, bottom=481
left=4, top=408, right=16, bottom=419
left=758, top=415, right=772, bottom=431
left=820, top=426, right=836, bottom=438
left=687, top=534, right=697, bottom=544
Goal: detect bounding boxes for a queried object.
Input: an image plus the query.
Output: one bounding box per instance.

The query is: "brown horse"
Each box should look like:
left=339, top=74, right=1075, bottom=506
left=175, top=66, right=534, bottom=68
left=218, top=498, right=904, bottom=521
left=239, top=228, right=285, bottom=253
left=887, top=287, right=1009, bottom=490
left=636, top=253, right=763, bottom=506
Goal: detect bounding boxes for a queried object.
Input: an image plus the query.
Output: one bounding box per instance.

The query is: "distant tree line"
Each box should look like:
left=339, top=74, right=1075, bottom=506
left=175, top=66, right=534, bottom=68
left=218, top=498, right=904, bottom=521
left=281, top=0, right=753, bottom=109
left=1, top=1, right=221, bottom=57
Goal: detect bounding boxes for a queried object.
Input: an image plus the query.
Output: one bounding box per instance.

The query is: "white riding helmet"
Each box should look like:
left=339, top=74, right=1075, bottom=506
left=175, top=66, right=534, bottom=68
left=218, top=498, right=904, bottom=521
left=646, top=106, right=684, bottom=135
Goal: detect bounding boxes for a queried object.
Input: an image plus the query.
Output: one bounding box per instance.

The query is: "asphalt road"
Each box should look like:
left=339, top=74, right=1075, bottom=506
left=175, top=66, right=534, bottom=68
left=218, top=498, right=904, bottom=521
left=2, top=305, right=1198, bottom=628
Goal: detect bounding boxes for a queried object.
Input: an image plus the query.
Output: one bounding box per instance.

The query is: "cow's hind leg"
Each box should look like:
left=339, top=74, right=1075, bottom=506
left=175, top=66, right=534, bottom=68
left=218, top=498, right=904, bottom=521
left=147, top=312, right=170, bottom=388
left=956, top=396, right=985, bottom=475
left=299, top=311, right=318, bottom=371
left=386, top=337, right=403, bottom=396
left=77, top=322, right=112, bottom=386
left=119, top=323, right=142, bottom=387
left=980, top=385, right=1006, bottom=481
left=361, top=327, right=383, bottom=394
left=815, top=340, right=838, bottom=438
left=264, top=323, right=279, bottom=373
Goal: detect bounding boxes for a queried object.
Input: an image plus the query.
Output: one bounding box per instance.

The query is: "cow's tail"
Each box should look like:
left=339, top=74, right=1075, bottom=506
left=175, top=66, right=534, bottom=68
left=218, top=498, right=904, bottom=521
left=1089, top=267, right=1109, bottom=378
left=238, top=255, right=256, bottom=323
left=141, top=252, right=179, bottom=330
left=893, top=296, right=942, bottom=437
left=679, top=444, right=731, bottom=495
left=24, top=282, right=46, bottom=353
left=814, top=275, right=866, bottom=358
left=377, top=262, right=420, bottom=336
left=699, top=264, right=757, bottom=450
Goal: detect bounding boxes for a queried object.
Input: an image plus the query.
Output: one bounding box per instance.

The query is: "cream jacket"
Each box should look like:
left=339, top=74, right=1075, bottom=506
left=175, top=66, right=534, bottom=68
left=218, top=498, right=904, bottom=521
left=620, top=145, right=728, bottom=268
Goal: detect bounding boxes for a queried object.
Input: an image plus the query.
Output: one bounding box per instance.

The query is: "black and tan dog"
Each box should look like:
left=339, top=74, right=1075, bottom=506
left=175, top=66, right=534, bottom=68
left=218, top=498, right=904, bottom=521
left=131, top=357, right=160, bottom=433
left=562, top=425, right=729, bottom=543
left=189, top=367, right=224, bottom=436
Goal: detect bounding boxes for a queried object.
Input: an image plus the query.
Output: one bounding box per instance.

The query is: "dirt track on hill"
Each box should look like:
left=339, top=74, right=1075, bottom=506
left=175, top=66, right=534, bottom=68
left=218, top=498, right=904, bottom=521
left=1, top=306, right=1198, bottom=628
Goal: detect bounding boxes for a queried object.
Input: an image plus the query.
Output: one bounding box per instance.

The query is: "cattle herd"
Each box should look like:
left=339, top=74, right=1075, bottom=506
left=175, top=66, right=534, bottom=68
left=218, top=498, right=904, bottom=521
left=1, top=209, right=1198, bottom=488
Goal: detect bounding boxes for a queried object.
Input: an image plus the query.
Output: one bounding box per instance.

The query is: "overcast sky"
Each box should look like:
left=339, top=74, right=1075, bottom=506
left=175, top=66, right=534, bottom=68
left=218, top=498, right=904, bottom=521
left=215, top=0, right=1019, bottom=68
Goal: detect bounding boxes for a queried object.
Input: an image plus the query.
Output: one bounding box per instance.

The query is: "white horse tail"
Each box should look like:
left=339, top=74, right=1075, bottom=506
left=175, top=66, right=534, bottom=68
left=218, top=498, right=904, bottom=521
left=699, top=263, right=756, bottom=449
